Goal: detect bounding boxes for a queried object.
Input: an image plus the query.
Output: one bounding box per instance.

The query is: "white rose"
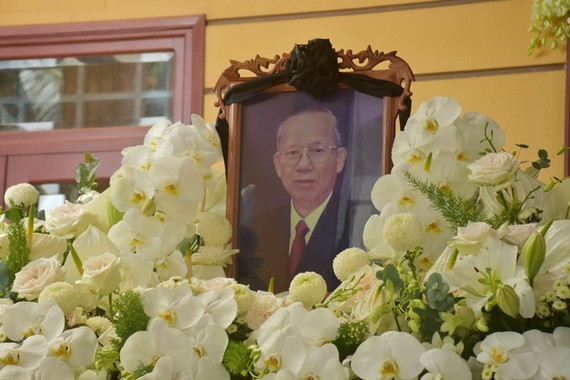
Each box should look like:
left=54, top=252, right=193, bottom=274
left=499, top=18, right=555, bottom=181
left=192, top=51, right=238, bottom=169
left=46, top=201, right=89, bottom=239
left=78, top=253, right=121, bottom=296
left=450, top=222, right=493, bottom=255
left=467, top=152, right=519, bottom=186
left=12, top=257, right=63, bottom=300
left=246, top=291, right=279, bottom=330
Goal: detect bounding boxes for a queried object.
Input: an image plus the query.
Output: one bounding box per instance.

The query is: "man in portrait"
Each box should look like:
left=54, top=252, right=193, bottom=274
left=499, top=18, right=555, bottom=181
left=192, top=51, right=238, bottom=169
left=239, top=106, right=351, bottom=292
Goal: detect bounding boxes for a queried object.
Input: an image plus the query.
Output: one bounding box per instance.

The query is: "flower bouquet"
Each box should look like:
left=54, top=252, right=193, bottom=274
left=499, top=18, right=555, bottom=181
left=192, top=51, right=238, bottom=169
left=0, top=96, right=568, bottom=379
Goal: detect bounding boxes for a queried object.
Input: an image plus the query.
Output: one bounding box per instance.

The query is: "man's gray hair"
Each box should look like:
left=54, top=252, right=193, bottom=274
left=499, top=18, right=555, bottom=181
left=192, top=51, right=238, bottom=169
left=275, top=106, right=341, bottom=150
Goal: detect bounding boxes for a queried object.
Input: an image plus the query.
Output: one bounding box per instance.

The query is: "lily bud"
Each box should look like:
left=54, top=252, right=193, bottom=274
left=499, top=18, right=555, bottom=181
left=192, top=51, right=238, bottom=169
left=523, top=231, right=546, bottom=287
left=497, top=284, right=520, bottom=318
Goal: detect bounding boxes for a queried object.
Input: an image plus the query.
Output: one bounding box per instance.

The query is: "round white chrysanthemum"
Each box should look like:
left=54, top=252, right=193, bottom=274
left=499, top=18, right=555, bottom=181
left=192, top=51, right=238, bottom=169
left=4, top=183, right=39, bottom=207
left=38, top=281, right=80, bottom=315
left=333, top=248, right=371, bottom=281
left=383, top=213, right=424, bottom=252
left=231, top=283, right=254, bottom=316
left=86, top=316, right=113, bottom=335
left=195, top=212, right=233, bottom=246
left=289, top=272, right=327, bottom=308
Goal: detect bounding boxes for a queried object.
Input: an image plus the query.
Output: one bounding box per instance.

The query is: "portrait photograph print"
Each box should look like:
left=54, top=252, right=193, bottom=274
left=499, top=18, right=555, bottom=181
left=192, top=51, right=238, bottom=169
left=237, top=89, right=385, bottom=293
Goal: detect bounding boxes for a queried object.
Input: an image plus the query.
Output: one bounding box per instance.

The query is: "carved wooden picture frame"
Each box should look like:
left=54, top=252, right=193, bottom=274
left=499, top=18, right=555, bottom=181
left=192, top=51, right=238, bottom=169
left=214, top=40, right=414, bottom=292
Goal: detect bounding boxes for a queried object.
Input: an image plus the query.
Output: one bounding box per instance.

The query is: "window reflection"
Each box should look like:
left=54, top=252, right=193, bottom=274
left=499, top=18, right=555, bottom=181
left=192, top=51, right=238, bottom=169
left=0, top=53, right=173, bottom=131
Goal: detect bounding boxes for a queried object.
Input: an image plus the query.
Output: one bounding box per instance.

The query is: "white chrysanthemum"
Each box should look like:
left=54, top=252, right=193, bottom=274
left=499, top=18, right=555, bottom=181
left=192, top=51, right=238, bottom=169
left=38, top=281, right=80, bottom=315
left=195, top=212, right=233, bottom=246
left=86, top=316, right=113, bottom=335
left=4, top=183, right=39, bottom=207
left=383, top=213, right=424, bottom=252
left=333, top=248, right=371, bottom=281
left=289, top=272, right=327, bottom=308
left=231, top=283, right=254, bottom=316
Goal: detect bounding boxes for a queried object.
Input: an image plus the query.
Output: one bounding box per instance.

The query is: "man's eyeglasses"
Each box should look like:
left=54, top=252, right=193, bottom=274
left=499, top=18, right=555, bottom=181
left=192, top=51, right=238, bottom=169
left=278, top=145, right=339, bottom=166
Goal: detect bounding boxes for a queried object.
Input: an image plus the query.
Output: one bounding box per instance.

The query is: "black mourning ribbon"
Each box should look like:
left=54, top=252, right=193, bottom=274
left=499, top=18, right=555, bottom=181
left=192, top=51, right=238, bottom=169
left=216, top=38, right=412, bottom=165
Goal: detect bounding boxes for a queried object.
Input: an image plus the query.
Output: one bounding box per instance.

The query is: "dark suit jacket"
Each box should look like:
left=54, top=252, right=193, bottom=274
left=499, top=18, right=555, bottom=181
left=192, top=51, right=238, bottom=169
left=238, top=192, right=349, bottom=293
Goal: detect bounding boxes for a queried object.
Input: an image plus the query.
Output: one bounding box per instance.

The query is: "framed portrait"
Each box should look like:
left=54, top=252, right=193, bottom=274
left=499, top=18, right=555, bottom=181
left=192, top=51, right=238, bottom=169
left=214, top=39, right=414, bottom=292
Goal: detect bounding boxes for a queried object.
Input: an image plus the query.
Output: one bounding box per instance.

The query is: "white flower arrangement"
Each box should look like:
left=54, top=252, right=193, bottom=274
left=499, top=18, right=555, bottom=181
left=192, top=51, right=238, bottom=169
left=0, top=101, right=568, bottom=379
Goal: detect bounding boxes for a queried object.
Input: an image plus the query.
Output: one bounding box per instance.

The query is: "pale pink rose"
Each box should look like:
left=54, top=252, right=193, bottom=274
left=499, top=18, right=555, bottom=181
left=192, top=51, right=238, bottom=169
left=12, top=257, right=63, bottom=300
left=78, top=253, right=121, bottom=296
left=46, top=201, right=88, bottom=239
left=467, top=152, right=519, bottom=186
left=503, top=223, right=538, bottom=248
left=246, top=291, right=279, bottom=330
left=202, top=277, right=236, bottom=291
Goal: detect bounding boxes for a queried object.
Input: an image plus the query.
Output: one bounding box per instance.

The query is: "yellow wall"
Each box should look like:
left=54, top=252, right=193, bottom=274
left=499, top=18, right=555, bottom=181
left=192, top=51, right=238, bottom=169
left=1, top=0, right=566, bottom=177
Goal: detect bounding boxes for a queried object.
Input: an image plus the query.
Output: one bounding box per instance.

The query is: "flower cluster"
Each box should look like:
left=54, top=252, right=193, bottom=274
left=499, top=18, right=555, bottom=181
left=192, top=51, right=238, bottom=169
left=0, top=97, right=569, bottom=379
left=528, top=0, right=570, bottom=53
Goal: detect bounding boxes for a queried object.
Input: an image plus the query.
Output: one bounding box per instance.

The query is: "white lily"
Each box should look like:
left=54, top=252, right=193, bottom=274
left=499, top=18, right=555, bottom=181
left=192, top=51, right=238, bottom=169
left=444, top=236, right=535, bottom=318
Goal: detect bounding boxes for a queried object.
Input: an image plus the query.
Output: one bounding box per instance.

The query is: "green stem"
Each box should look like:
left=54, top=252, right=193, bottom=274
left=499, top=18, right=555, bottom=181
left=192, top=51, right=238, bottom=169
left=108, top=293, right=114, bottom=318
left=497, top=190, right=510, bottom=212
left=69, top=243, right=84, bottom=276
left=27, top=203, right=35, bottom=251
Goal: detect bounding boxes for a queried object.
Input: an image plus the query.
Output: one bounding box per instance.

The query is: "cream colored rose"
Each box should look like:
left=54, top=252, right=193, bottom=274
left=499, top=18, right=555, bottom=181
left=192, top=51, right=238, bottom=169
left=449, top=222, right=493, bottom=256
left=46, top=201, right=89, bottom=239
left=246, top=291, right=279, bottom=330
left=467, top=152, right=519, bottom=186
left=78, top=253, right=121, bottom=296
left=12, top=257, right=64, bottom=300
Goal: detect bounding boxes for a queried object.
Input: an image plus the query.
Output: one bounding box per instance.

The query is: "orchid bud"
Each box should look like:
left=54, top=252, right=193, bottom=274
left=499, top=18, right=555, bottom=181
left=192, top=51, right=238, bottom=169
left=497, top=284, right=520, bottom=319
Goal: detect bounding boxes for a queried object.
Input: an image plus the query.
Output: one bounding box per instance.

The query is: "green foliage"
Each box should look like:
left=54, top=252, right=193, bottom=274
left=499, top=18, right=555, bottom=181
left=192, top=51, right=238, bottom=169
left=94, top=346, right=120, bottom=373
left=376, top=265, right=403, bottom=293
left=112, top=290, right=150, bottom=351
left=333, top=319, right=370, bottom=361
left=223, top=341, right=253, bottom=379
left=424, top=273, right=455, bottom=312
left=532, top=149, right=551, bottom=171
left=6, top=220, right=30, bottom=284
left=3, top=206, right=25, bottom=224
left=0, top=261, right=10, bottom=297
left=403, top=170, right=487, bottom=233
left=528, top=0, right=570, bottom=54
left=75, top=152, right=100, bottom=201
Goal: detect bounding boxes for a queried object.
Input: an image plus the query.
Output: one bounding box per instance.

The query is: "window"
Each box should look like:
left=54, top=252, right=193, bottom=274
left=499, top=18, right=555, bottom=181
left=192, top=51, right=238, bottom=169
left=0, top=16, right=205, bottom=209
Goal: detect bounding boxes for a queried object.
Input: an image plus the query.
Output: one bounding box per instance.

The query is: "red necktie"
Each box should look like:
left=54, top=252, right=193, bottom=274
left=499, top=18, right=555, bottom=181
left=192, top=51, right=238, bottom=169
left=289, top=220, right=309, bottom=277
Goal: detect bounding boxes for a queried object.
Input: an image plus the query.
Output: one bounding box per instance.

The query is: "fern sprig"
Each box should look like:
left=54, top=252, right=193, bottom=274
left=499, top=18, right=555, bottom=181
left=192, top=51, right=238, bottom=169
left=403, top=171, right=487, bottom=233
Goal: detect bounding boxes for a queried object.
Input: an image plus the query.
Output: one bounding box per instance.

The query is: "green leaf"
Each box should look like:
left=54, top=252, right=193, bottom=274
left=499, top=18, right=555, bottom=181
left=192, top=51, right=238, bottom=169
left=377, top=265, right=403, bottom=293
left=538, top=149, right=548, bottom=159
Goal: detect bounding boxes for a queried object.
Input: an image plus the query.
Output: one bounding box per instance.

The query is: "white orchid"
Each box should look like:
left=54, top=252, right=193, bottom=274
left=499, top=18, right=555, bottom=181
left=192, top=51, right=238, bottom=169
left=0, top=335, right=48, bottom=371
left=2, top=301, right=64, bottom=342
left=289, top=306, right=339, bottom=347
left=143, top=286, right=204, bottom=329
left=255, top=333, right=306, bottom=377
left=120, top=318, right=192, bottom=376
left=109, top=166, right=155, bottom=212
left=197, top=288, right=237, bottom=329
left=476, top=331, right=539, bottom=379
left=297, top=344, right=346, bottom=380
left=419, top=348, right=471, bottom=379
left=351, top=331, right=426, bottom=380
left=48, top=326, right=98, bottom=370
